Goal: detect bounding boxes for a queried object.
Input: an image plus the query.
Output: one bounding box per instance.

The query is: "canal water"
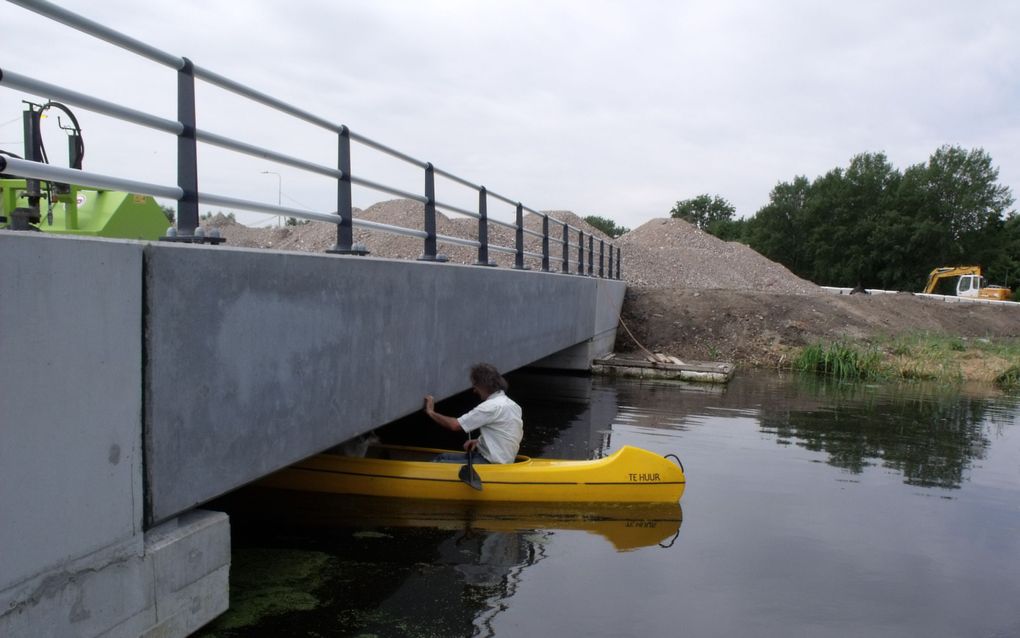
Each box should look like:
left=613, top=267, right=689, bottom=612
left=199, top=370, right=1020, bottom=638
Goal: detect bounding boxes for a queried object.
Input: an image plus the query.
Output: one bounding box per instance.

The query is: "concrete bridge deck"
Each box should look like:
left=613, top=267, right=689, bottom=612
left=0, top=231, right=625, bottom=636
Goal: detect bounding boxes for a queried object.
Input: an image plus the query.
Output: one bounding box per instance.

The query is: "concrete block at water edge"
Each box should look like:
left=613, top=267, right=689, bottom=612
left=0, top=538, right=153, bottom=638
left=147, top=510, right=231, bottom=599
left=141, top=566, right=229, bottom=638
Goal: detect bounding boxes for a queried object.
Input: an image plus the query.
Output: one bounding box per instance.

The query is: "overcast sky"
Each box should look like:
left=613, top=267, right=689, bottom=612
left=2, top=0, right=1018, bottom=230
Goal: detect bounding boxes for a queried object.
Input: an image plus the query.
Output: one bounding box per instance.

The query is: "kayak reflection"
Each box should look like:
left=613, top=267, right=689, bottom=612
left=227, top=488, right=683, bottom=552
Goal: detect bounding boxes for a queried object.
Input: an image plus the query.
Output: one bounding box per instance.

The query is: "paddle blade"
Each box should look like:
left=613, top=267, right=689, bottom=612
left=459, top=462, right=483, bottom=491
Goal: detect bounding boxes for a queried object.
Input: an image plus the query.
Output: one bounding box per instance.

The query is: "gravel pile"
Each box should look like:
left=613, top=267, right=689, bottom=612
left=206, top=200, right=816, bottom=293
left=616, top=218, right=818, bottom=293
left=209, top=199, right=611, bottom=270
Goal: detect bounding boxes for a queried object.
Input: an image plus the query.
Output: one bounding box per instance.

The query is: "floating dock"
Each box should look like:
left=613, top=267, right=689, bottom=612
left=592, top=353, right=734, bottom=383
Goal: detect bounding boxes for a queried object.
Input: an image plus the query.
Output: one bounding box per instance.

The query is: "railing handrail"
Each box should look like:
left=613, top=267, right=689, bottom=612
left=9, top=0, right=186, bottom=70
left=0, top=155, right=183, bottom=200
left=0, top=0, right=621, bottom=278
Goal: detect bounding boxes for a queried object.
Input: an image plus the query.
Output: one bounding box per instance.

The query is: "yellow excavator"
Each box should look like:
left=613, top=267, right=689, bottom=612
left=922, top=266, right=1012, bottom=301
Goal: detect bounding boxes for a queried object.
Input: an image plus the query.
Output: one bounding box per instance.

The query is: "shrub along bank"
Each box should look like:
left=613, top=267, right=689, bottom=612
left=795, top=333, right=1020, bottom=388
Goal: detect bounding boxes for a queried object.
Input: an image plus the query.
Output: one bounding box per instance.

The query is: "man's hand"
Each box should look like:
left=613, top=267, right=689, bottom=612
left=463, top=438, right=478, bottom=453
left=424, top=396, right=462, bottom=432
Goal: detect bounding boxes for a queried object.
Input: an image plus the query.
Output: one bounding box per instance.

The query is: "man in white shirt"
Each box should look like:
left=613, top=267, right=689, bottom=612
left=424, top=363, right=523, bottom=464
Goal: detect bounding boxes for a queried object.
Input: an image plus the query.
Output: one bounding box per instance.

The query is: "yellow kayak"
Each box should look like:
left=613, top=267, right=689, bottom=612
left=259, top=444, right=686, bottom=503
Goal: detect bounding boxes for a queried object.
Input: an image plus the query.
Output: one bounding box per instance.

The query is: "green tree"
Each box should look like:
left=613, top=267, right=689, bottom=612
left=200, top=210, right=236, bottom=223
left=807, top=153, right=901, bottom=287
left=997, top=214, right=1020, bottom=299
left=705, top=217, right=749, bottom=242
left=669, top=194, right=735, bottom=229
left=159, top=204, right=175, bottom=224
left=746, top=176, right=812, bottom=276
left=583, top=215, right=629, bottom=238
left=899, top=146, right=1014, bottom=278
left=743, top=147, right=1014, bottom=292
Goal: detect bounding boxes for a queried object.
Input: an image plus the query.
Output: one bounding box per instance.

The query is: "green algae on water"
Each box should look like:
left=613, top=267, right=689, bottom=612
left=206, top=548, right=334, bottom=632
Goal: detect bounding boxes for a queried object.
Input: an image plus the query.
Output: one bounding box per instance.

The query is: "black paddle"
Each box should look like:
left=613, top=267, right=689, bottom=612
left=459, top=432, right=483, bottom=491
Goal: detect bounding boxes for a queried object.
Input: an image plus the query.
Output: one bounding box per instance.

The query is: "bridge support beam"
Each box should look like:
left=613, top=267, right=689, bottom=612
left=530, top=278, right=626, bottom=370
left=144, top=242, right=625, bottom=524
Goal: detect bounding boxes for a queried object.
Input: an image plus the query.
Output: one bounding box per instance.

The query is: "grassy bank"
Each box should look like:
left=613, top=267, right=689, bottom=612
left=794, top=333, right=1020, bottom=388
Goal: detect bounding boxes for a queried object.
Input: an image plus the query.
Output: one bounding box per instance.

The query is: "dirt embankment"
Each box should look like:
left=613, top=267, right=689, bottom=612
left=619, top=288, right=1020, bottom=367
left=206, top=201, right=1020, bottom=368
left=612, top=216, right=1020, bottom=366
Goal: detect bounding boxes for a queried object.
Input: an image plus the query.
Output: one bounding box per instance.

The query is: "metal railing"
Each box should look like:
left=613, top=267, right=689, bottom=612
left=0, top=0, right=622, bottom=278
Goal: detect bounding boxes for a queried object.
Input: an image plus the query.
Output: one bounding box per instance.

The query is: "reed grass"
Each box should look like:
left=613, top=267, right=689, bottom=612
left=796, top=333, right=1020, bottom=386
left=795, top=341, right=887, bottom=381
left=995, top=364, right=1020, bottom=389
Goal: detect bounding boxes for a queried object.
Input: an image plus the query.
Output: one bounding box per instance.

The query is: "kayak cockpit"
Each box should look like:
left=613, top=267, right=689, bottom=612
left=328, top=443, right=531, bottom=465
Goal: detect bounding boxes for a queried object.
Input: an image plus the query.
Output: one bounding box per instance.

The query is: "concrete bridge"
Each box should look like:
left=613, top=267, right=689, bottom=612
left=0, top=231, right=625, bottom=636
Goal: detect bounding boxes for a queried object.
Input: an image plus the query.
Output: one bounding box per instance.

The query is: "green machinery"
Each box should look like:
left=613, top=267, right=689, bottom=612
left=0, top=101, right=170, bottom=240
left=0, top=179, right=170, bottom=240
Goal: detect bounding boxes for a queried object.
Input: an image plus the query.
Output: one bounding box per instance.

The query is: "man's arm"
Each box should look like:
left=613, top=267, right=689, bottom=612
left=424, top=395, right=463, bottom=432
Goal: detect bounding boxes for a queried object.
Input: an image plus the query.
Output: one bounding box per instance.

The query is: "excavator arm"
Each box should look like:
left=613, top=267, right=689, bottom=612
left=922, top=266, right=982, bottom=294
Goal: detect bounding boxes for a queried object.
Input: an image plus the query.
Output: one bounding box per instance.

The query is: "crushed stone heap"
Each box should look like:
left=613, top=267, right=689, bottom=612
left=210, top=199, right=610, bottom=270
left=616, top=218, right=818, bottom=294
left=206, top=201, right=816, bottom=293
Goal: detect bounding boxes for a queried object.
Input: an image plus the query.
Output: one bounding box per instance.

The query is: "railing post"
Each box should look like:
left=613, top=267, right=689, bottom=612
left=176, top=57, right=199, bottom=236
left=476, top=187, right=490, bottom=266
left=616, top=247, right=622, bottom=279
left=541, top=214, right=550, bottom=272
left=418, top=162, right=439, bottom=261
left=561, top=223, right=570, bottom=274
left=588, top=234, right=594, bottom=276
left=577, top=229, right=584, bottom=275
left=599, top=239, right=605, bottom=278
left=327, top=125, right=358, bottom=254
left=513, top=202, right=525, bottom=269
left=608, top=242, right=614, bottom=279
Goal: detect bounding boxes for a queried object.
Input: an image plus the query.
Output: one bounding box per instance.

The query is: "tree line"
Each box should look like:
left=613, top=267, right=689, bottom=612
left=669, top=146, right=1018, bottom=294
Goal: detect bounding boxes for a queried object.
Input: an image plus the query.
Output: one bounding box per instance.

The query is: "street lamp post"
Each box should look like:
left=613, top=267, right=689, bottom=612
left=261, top=170, right=282, bottom=227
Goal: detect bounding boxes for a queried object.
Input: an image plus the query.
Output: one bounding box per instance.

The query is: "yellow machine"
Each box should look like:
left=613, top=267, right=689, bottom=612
left=922, top=266, right=1012, bottom=301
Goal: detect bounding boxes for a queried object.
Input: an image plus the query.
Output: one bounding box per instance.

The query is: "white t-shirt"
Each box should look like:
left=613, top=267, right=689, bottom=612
left=458, top=390, right=523, bottom=464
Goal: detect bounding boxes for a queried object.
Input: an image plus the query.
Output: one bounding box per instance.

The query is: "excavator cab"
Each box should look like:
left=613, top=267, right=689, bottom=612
left=956, top=273, right=1011, bottom=300
left=956, top=274, right=983, bottom=298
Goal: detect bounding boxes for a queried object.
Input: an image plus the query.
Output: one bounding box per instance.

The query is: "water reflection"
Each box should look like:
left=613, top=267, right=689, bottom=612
left=609, top=372, right=1016, bottom=490
left=760, top=377, right=1008, bottom=489
left=210, top=489, right=682, bottom=636
left=247, top=491, right=683, bottom=552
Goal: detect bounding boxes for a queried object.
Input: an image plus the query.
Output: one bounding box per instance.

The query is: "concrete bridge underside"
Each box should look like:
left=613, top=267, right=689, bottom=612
left=0, top=231, right=625, bottom=637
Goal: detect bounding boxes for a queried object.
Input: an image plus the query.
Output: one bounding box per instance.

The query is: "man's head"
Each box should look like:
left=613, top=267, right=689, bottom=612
left=470, top=363, right=508, bottom=397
